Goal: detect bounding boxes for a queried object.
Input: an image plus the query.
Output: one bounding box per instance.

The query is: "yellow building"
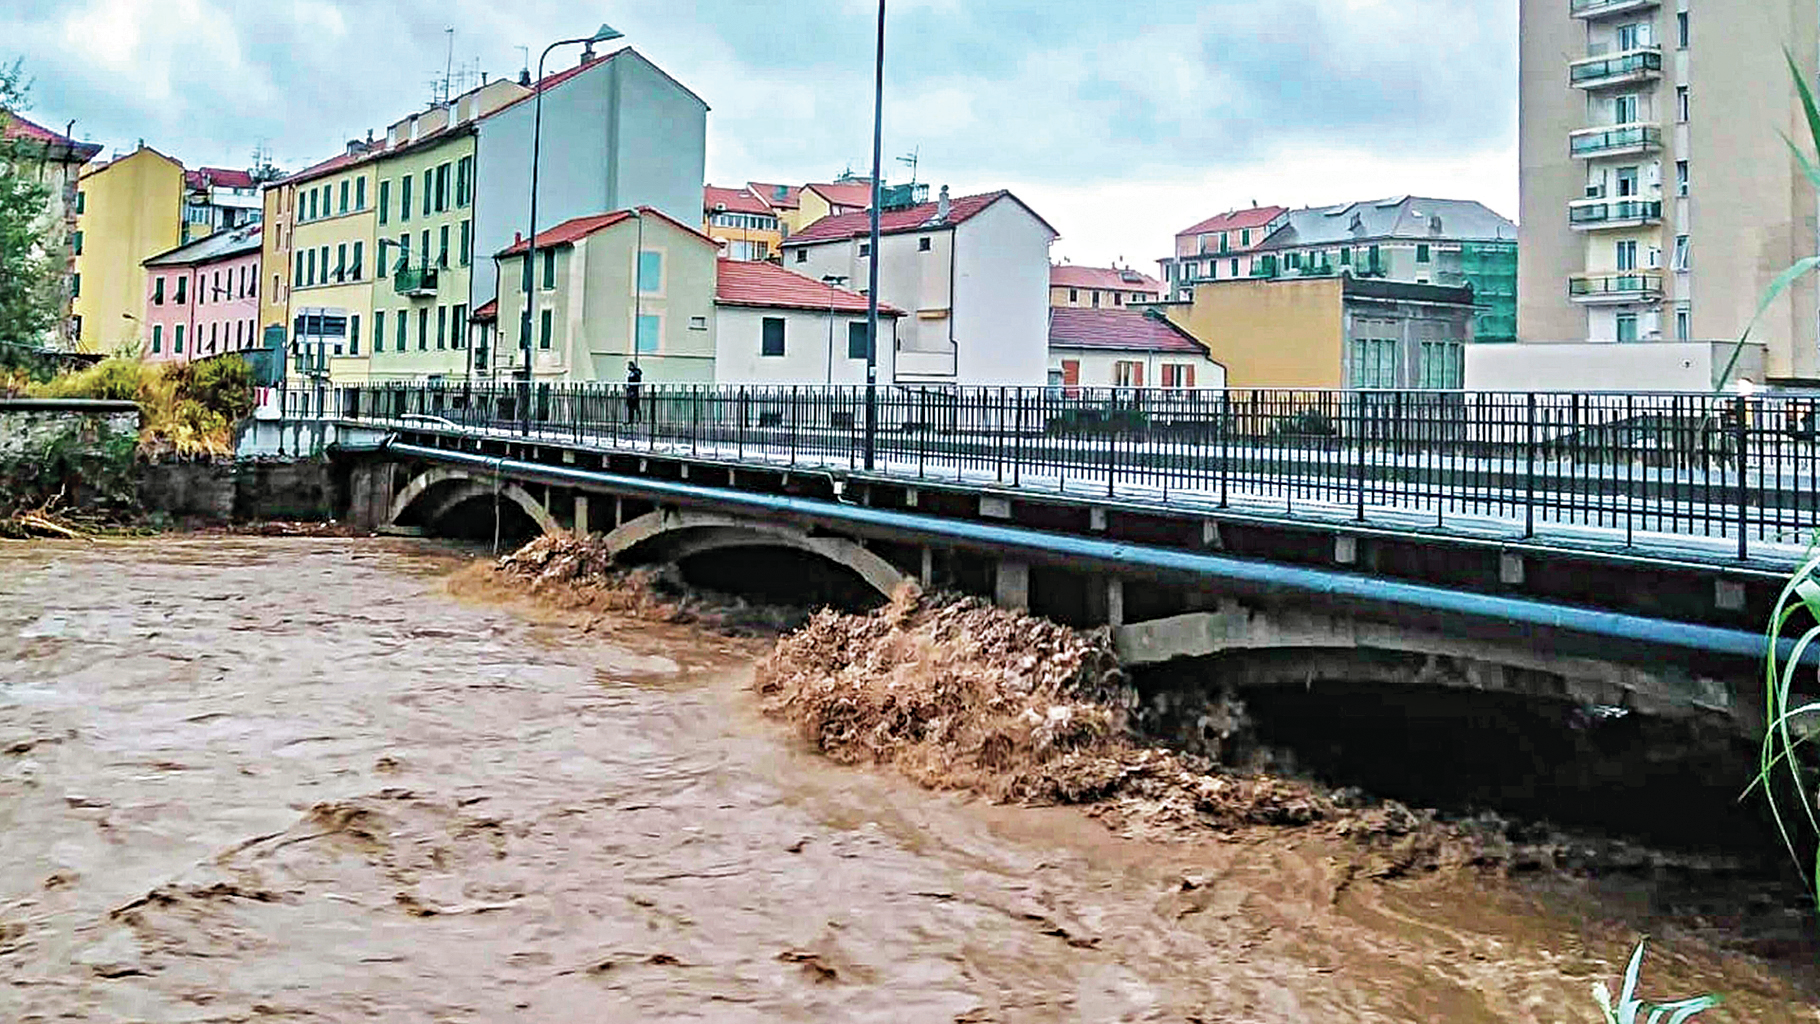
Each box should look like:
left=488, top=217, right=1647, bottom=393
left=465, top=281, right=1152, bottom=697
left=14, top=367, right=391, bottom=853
left=283, top=150, right=378, bottom=383
left=70, top=145, right=185, bottom=354
left=494, top=208, right=719, bottom=383
left=795, top=179, right=873, bottom=229
left=370, top=120, right=480, bottom=380
left=746, top=182, right=802, bottom=236
left=1049, top=264, right=1163, bottom=309
left=1157, top=276, right=1476, bottom=390
left=702, top=185, right=782, bottom=262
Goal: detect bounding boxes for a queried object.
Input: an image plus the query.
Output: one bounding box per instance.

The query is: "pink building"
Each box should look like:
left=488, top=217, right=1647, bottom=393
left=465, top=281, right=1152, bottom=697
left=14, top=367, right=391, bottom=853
left=141, top=225, right=262, bottom=362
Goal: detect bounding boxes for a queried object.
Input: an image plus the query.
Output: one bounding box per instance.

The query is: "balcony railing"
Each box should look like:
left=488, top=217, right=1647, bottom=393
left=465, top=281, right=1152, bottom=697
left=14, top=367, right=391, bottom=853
left=1569, top=272, right=1663, bottom=301
left=1570, top=124, right=1663, bottom=159
left=1568, top=198, right=1663, bottom=229
left=1570, top=48, right=1663, bottom=88
left=1570, top=0, right=1660, bottom=18
left=394, top=263, right=439, bottom=297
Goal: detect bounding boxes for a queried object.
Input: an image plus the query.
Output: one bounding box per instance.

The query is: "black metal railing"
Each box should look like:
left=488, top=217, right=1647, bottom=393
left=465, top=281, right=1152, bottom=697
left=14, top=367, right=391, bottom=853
left=311, top=382, right=1820, bottom=562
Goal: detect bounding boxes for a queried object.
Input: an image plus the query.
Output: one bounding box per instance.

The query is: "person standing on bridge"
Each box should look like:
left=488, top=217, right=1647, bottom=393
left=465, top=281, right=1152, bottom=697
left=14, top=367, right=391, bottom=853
left=625, top=361, right=644, bottom=424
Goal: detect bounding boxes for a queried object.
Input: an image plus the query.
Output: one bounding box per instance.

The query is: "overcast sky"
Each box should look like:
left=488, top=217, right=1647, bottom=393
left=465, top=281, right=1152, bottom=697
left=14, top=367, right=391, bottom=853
left=3, top=0, right=1518, bottom=269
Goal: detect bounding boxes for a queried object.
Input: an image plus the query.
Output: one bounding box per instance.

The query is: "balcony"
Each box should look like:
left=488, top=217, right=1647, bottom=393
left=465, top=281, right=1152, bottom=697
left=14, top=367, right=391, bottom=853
left=1570, top=48, right=1662, bottom=89
left=1570, top=123, right=1662, bottom=159
left=394, top=264, right=439, bottom=298
left=1570, top=0, right=1660, bottom=19
left=1569, top=271, right=1663, bottom=303
left=1568, top=198, right=1663, bottom=230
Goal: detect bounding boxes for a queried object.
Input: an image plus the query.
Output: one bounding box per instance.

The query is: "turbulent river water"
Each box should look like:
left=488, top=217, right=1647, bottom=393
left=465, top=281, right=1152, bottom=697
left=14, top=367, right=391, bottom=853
left=1, top=537, right=1815, bottom=1022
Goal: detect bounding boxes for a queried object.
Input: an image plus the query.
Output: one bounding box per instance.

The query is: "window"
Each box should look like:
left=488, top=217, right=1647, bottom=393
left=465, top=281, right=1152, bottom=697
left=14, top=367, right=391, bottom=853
left=456, top=156, right=472, bottom=207
left=379, top=180, right=391, bottom=225
left=459, top=221, right=471, bottom=266
left=1673, top=234, right=1690, bottom=271
left=294, top=252, right=304, bottom=287
left=400, top=176, right=412, bottom=222
left=439, top=225, right=450, bottom=268
left=321, top=245, right=330, bottom=283
left=919, top=237, right=932, bottom=252
left=435, top=163, right=449, bottom=212
left=422, top=171, right=432, bottom=216
left=1367, top=245, right=1382, bottom=271
left=418, top=307, right=429, bottom=351
left=1616, top=313, right=1640, bottom=342
left=175, top=276, right=187, bottom=304
left=761, top=316, right=786, bottom=356
left=848, top=322, right=869, bottom=360
left=337, top=243, right=348, bottom=282
left=71, top=230, right=83, bottom=255
left=308, top=189, right=318, bottom=220
left=352, top=241, right=364, bottom=281
left=1616, top=21, right=1645, bottom=51
left=438, top=306, right=448, bottom=350
left=1068, top=289, right=1078, bottom=303
left=174, top=324, right=184, bottom=354
left=374, top=308, right=385, bottom=353
left=1160, top=363, right=1196, bottom=388
left=1677, top=86, right=1689, bottom=123
left=70, top=273, right=80, bottom=298
left=1677, top=11, right=1688, bottom=48
left=153, top=276, right=165, bottom=305
left=151, top=325, right=162, bottom=354
left=1241, top=229, right=1251, bottom=246
left=1348, top=334, right=1398, bottom=388
left=452, top=305, right=466, bottom=349
left=1676, top=305, right=1691, bottom=341
left=339, top=180, right=349, bottom=214
left=1230, top=258, right=1239, bottom=277
left=636, top=314, right=660, bottom=354
left=689, top=315, right=707, bottom=331
left=1615, top=93, right=1639, bottom=124
left=75, top=191, right=84, bottom=214
left=349, top=314, right=360, bottom=356
left=638, top=251, right=662, bottom=294
left=1616, top=165, right=1639, bottom=197
left=858, top=242, right=870, bottom=257
left=399, top=233, right=411, bottom=269
left=1092, top=291, right=1101, bottom=308
left=396, top=311, right=407, bottom=354
left=1616, top=239, right=1638, bottom=271
left=1416, top=244, right=1431, bottom=264
left=1113, top=360, right=1143, bottom=387
left=419, top=231, right=429, bottom=269
left=1220, top=232, right=1230, bottom=254
left=356, top=177, right=366, bottom=211
left=542, top=249, right=556, bottom=290
left=795, top=249, right=808, bottom=264
left=212, top=271, right=221, bottom=302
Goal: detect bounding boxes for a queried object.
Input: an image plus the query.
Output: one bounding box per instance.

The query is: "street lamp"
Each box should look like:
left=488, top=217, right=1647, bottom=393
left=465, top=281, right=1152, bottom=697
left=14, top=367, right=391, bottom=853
left=523, top=21, right=624, bottom=435
left=863, top=0, right=885, bottom=470
left=822, top=274, right=848, bottom=385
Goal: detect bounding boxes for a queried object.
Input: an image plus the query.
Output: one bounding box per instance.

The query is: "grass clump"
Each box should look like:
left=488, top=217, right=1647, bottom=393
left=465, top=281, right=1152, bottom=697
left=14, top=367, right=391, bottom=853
left=1592, top=939, right=1720, bottom=1023
left=25, top=355, right=254, bottom=457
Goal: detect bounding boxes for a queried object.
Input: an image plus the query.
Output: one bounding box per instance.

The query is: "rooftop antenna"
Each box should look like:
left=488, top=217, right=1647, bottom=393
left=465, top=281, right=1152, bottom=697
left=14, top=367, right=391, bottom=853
left=443, top=28, right=455, bottom=103
left=897, top=146, right=919, bottom=186
left=516, top=45, right=531, bottom=83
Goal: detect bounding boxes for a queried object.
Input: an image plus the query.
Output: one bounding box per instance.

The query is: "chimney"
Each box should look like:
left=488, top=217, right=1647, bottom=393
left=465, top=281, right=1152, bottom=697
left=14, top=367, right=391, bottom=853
left=581, top=43, right=595, bottom=65
left=518, top=67, right=532, bottom=87
left=481, top=71, right=490, bottom=85
left=366, top=128, right=375, bottom=144
left=347, top=139, right=363, bottom=155
left=936, top=185, right=951, bottom=222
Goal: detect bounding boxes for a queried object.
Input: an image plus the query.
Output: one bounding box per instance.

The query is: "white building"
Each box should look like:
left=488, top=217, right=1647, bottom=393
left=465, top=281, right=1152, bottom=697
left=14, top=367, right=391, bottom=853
left=470, top=46, right=708, bottom=324
left=781, top=187, right=1059, bottom=385
left=1048, top=307, right=1225, bottom=390
left=713, top=259, right=902, bottom=385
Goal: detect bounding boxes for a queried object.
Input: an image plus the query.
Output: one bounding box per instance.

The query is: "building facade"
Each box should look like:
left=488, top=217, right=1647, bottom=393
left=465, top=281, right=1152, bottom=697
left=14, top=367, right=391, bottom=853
left=747, top=182, right=803, bottom=236
left=492, top=208, right=720, bottom=383
left=1158, top=206, right=1290, bottom=302
left=141, top=225, right=262, bottom=363
left=1514, top=0, right=1819, bottom=386
left=70, top=146, right=186, bottom=354
left=1050, top=265, right=1162, bottom=308
left=1156, top=276, right=1476, bottom=390
left=783, top=188, right=1060, bottom=385
left=182, top=167, right=262, bottom=244
left=1, top=113, right=101, bottom=350
left=283, top=150, right=379, bottom=382
left=1048, top=307, right=1224, bottom=389
left=703, top=185, right=783, bottom=262
left=795, top=179, right=874, bottom=227
left=471, top=48, right=709, bottom=324
left=713, top=258, right=902, bottom=385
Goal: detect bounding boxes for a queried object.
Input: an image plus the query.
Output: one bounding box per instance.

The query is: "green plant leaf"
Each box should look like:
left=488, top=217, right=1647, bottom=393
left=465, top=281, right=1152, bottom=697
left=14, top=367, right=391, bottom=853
left=1716, top=256, right=1820, bottom=391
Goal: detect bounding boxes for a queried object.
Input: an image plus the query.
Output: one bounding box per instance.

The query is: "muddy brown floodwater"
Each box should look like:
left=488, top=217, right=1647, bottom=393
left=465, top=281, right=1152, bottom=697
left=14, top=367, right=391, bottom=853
left=1, top=537, right=1814, bottom=1022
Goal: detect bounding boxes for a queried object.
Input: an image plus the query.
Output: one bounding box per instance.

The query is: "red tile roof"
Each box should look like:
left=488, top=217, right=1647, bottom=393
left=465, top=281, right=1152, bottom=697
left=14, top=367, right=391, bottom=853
left=1176, top=205, right=1289, bottom=240
left=704, top=185, right=772, bottom=216
left=716, top=259, right=903, bottom=315
left=471, top=299, right=498, bottom=321
left=1, top=111, right=101, bottom=160
left=186, top=167, right=257, bottom=190
left=1051, top=265, right=1161, bottom=292
left=496, top=206, right=718, bottom=258
left=1049, top=307, right=1209, bottom=355
left=806, top=181, right=875, bottom=210
left=784, top=190, right=1059, bottom=247
left=747, top=182, right=800, bottom=210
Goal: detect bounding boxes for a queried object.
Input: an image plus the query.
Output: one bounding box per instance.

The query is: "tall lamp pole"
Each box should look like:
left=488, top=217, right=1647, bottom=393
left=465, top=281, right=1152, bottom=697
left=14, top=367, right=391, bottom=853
left=863, top=0, right=885, bottom=471
left=523, top=22, right=623, bottom=435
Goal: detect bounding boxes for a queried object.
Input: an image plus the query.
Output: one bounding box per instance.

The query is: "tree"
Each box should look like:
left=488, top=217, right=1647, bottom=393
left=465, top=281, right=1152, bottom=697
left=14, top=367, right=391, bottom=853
left=0, top=59, right=63, bottom=376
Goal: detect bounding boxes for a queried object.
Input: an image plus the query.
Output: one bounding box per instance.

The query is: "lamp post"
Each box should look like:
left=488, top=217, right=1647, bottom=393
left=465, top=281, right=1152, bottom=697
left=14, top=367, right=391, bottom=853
left=863, top=0, right=885, bottom=470
left=822, top=274, right=848, bottom=385
left=523, top=22, right=624, bottom=435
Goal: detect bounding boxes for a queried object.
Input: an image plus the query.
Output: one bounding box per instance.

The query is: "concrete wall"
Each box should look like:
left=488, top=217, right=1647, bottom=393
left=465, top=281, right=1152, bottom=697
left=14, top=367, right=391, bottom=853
left=0, top=401, right=139, bottom=458
left=137, top=458, right=339, bottom=523
left=1162, top=277, right=1345, bottom=389
left=952, top=197, right=1056, bottom=385
left=788, top=225, right=958, bottom=379
left=714, top=306, right=900, bottom=385
left=471, top=50, right=708, bottom=316
left=1467, top=339, right=1765, bottom=392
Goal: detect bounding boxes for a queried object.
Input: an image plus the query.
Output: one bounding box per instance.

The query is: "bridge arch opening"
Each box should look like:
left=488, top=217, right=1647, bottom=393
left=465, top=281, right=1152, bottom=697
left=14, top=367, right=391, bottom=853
left=388, top=469, right=557, bottom=543
left=604, top=511, right=904, bottom=614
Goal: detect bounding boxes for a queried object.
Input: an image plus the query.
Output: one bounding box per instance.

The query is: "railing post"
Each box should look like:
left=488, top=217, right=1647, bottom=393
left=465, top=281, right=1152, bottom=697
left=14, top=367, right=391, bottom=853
left=995, top=386, right=1006, bottom=484
left=737, top=386, right=747, bottom=461
left=1013, top=388, right=1025, bottom=488
left=1106, top=389, right=1119, bottom=498
left=1219, top=389, right=1231, bottom=508
left=690, top=387, right=700, bottom=457
left=1355, top=391, right=1367, bottom=522
left=789, top=386, right=798, bottom=467
left=1525, top=392, right=1538, bottom=539
left=918, top=388, right=928, bottom=480
left=1736, top=393, right=1750, bottom=560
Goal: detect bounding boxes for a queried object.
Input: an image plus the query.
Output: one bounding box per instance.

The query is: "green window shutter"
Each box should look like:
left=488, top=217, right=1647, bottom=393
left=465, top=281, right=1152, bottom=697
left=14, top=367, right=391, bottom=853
left=374, top=307, right=385, bottom=353
left=379, top=180, right=389, bottom=225
left=539, top=309, right=553, bottom=350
